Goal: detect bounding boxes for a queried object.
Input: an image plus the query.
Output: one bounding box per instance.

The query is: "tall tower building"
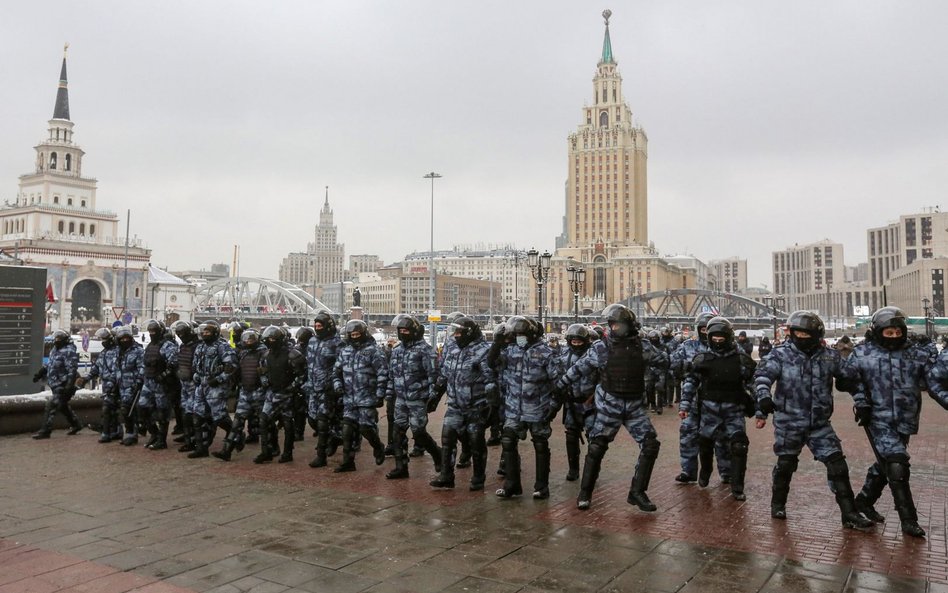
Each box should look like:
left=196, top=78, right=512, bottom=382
left=0, top=47, right=152, bottom=331
left=545, top=11, right=694, bottom=321
left=566, top=9, right=648, bottom=248
left=278, top=187, right=345, bottom=290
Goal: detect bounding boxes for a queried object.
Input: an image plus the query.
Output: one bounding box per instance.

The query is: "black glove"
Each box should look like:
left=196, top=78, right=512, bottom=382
left=485, top=386, right=500, bottom=408
left=544, top=403, right=561, bottom=424
left=375, top=397, right=385, bottom=408
left=33, top=369, right=46, bottom=383
left=426, top=395, right=442, bottom=413
left=208, top=376, right=221, bottom=387
left=854, top=405, right=872, bottom=427
left=758, top=397, right=775, bottom=415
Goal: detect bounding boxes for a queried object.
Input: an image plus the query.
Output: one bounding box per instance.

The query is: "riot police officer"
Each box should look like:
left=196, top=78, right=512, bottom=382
left=255, top=326, right=306, bottom=463
left=114, top=326, right=145, bottom=445
left=306, top=312, right=344, bottom=468
left=139, top=320, right=179, bottom=450
left=172, top=321, right=200, bottom=452
left=754, top=311, right=873, bottom=530
left=32, top=330, right=82, bottom=438
left=558, top=324, right=597, bottom=482
left=77, top=328, right=119, bottom=442
left=556, top=304, right=668, bottom=511
left=189, top=321, right=237, bottom=459
left=213, top=329, right=267, bottom=461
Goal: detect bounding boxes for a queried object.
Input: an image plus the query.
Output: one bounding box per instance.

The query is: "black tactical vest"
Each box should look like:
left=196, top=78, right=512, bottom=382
left=700, top=352, right=745, bottom=403
left=602, top=339, right=645, bottom=399
left=177, top=339, right=197, bottom=380
left=265, top=346, right=295, bottom=393
left=144, top=340, right=166, bottom=379
left=239, top=347, right=265, bottom=390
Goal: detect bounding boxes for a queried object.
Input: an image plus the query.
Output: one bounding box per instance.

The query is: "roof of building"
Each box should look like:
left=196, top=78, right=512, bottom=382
left=53, top=55, right=70, bottom=120
left=148, top=265, right=190, bottom=285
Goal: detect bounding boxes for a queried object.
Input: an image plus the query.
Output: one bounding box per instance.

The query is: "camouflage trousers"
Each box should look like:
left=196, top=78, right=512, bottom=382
left=772, top=418, right=843, bottom=463
left=588, top=389, right=656, bottom=445
left=393, top=397, right=430, bottom=432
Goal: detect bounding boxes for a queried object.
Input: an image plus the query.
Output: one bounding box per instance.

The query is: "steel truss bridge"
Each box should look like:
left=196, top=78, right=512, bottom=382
left=193, top=277, right=331, bottom=325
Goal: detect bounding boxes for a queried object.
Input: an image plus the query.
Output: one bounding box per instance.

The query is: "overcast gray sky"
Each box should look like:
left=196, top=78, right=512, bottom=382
left=2, top=1, right=947, bottom=288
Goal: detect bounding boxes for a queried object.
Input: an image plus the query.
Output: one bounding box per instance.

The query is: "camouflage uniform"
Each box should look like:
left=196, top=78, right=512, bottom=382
left=431, top=335, right=495, bottom=490
left=496, top=341, right=562, bottom=498
left=139, top=337, right=179, bottom=448
left=115, top=342, right=145, bottom=444
left=305, top=333, right=343, bottom=466
left=558, top=335, right=667, bottom=510
left=559, top=347, right=597, bottom=462
left=175, top=334, right=200, bottom=450
left=845, top=340, right=945, bottom=526
left=35, top=341, right=81, bottom=435
left=190, top=337, right=238, bottom=456
left=87, top=343, right=120, bottom=440
left=257, top=340, right=306, bottom=463
left=215, top=341, right=267, bottom=459
left=332, top=336, right=389, bottom=470
left=385, top=337, right=441, bottom=476
left=439, top=335, right=472, bottom=467
left=681, top=345, right=756, bottom=497
left=671, top=338, right=731, bottom=482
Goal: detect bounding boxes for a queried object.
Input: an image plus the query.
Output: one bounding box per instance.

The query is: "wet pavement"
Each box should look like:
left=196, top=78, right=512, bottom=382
left=2, top=393, right=947, bottom=593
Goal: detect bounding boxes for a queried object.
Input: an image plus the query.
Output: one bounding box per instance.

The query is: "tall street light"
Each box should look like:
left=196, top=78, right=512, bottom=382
left=567, top=266, right=586, bottom=323
left=923, top=297, right=932, bottom=339
left=527, top=248, right=552, bottom=329
left=424, top=172, right=442, bottom=349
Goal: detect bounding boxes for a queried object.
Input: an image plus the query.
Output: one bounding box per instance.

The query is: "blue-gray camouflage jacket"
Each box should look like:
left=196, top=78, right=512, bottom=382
left=87, top=344, right=119, bottom=393
left=333, top=338, right=388, bottom=406
left=559, top=348, right=598, bottom=402
left=115, top=343, right=145, bottom=397
left=305, top=334, right=342, bottom=394
left=193, top=338, right=238, bottom=387
left=843, top=340, right=945, bottom=435
left=439, top=336, right=495, bottom=411
left=386, top=338, right=437, bottom=402
left=558, top=335, right=668, bottom=394
left=753, top=342, right=848, bottom=425
left=497, top=341, right=563, bottom=422
left=45, top=342, right=79, bottom=391
left=671, top=338, right=709, bottom=379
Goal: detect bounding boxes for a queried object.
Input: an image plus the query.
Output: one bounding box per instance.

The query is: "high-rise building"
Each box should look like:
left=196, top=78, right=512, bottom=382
left=0, top=48, right=151, bottom=331
left=867, top=209, right=948, bottom=288
left=348, top=254, right=382, bottom=280
left=709, top=257, right=748, bottom=293
left=278, top=188, right=345, bottom=291
left=772, top=240, right=846, bottom=315
left=547, top=11, right=695, bottom=317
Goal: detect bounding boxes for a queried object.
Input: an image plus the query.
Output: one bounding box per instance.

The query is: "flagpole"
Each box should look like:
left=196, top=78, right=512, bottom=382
left=122, top=209, right=130, bottom=312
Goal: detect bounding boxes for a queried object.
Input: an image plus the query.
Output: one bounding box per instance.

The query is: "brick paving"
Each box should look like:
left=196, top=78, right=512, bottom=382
left=1, top=393, right=947, bottom=592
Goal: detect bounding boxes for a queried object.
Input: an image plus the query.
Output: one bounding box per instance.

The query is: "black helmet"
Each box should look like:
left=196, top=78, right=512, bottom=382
left=787, top=311, right=825, bottom=339
left=230, top=321, right=250, bottom=342
left=445, top=311, right=465, bottom=325
left=172, top=320, right=194, bottom=340
left=695, top=312, right=715, bottom=344
left=296, top=326, right=315, bottom=347
left=565, top=323, right=591, bottom=354
left=313, top=311, right=336, bottom=339
left=262, top=325, right=285, bottom=348
left=506, top=316, right=540, bottom=340
left=343, top=319, right=369, bottom=343
left=94, top=327, right=114, bottom=347
left=661, top=326, right=672, bottom=337
left=451, top=316, right=482, bottom=349
left=115, top=325, right=134, bottom=347
left=241, top=329, right=260, bottom=348
left=603, top=303, right=638, bottom=338
left=52, top=329, right=70, bottom=347
left=706, top=316, right=734, bottom=352
left=590, top=325, right=605, bottom=341
left=146, top=319, right=165, bottom=338
left=393, top=314, right=422, bottom=343
left=199, top=320, right=221, bottom=342
left=493, top=323, right=507, bottom=339
left=871, top=306, right=908, bottom=350
left=647, top=329, right=660, bottom=342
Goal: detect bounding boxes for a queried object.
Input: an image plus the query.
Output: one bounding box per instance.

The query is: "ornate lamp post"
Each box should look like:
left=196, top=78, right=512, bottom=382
left=923, top=297, right=933, bottom=339
left=527, top=248, right=552, bottom=328
left=423, top=172, right=442, bottom=348
left=567, top=266, right=586, bottom=323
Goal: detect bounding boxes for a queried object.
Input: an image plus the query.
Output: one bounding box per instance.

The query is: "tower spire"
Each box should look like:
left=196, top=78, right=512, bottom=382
left=324, top=186, right=329, bottom=208
left=600, top=10, right=615, bottom=65
left=53, top=43, right=70, bottom=120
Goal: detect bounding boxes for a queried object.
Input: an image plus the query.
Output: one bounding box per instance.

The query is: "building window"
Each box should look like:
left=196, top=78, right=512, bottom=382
left=67, top=198, right=73, bottom=206
left=81, top=200, right=86, bottom=208
left=58, top=221, right=64, bottom=233
left=599, top=111, right=608, bottom=127
left=79, top=223, right=85, bottom=235
left=50, top=153, right=57, bottom=169
left=54, top=195, right=60, bottom=204
left=65, top=154, right=71, bottom=171
left=89, top=224, right=95, bottom=236
left=69, top=222, right=75, bottom=234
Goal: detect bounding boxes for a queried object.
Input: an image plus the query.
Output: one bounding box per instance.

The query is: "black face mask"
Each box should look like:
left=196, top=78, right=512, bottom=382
left=649, top=338, right=660, bottom=346
left=202, top=333, right=216, bottom=344
left=791, top=335, right=821, bottom=353
left=709, top=339, right=730, bottom=353
left=148, top=332, right=161, bottom=342
left=118, top=338, right=132, bottom=350
left=397, top=332, right=412, bottom=344
left=698, top=331, right=708, bottom=345
left=569, top=342, right=589, bottom=355
left=879, top=335, right=907, bottom=351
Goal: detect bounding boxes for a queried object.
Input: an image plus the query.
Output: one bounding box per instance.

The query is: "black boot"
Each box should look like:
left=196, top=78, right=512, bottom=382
left=771, top=455, right=797, bottom=519
left=430, top=428, right=457, bottom=488
left=360, top=427, right=386, bottom=465
left=99, top=407, right=113, bottom=443
left=147, top=409, right=170, bottom=450
left=697, top=436, right=714, bottom=488
left=825, top=456, right=874, bottom=530
left=254, top=414, right=274, bottom=464
left=177, top=413, right=196, bottom=452
left=627, top=436, right=660, bottom=512
left=577, top=451, right=604, bottom=510
left=855, top=463, right=888, bottom=523
left=171, top=399, right=185, bottom=435
left=212, top=438, right=236, bottom=461
left=279, top=417, right=295, bottom=463
left=565, top=430, right=581, bottom=482
left=334, top=422, right=357, bottom=472
left=533, top=438, right=551, bottom=499
left=62, top=395, right=83, bottom=435
left=496, top=430, right=522, bottom=498
left=187, top=416, right=210, bottom=458
left=469, top=430, right=487, bottom=491
left=386, top=427, right=409, bottom=479
left=456, top=431, right=472, bottom=469
left=729, top=433, right=749, bottom=501
left=310, top=419, right=330, bottom=468
left=887, top=461, right=925, bottom=538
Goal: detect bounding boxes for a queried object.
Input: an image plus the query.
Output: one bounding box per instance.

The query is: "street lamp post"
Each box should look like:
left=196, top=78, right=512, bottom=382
left=763, top=294, right=787, bottom=341
left=567, top=266, right=586, bottom=323
left=506, top=249, right=526, bottom=315
left=527, top=249, right=552, bottom=329
left=922, top=297, right=932, bottom=339
left=424, top=172, right=442, bottom=349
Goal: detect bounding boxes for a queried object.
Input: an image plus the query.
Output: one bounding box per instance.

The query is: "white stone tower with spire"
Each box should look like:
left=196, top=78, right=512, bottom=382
left=0, top=46, right=152, bottom=331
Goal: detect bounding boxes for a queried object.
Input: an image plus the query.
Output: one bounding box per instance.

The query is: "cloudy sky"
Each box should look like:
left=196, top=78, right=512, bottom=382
left=2, top=1, right=947, bottom=287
